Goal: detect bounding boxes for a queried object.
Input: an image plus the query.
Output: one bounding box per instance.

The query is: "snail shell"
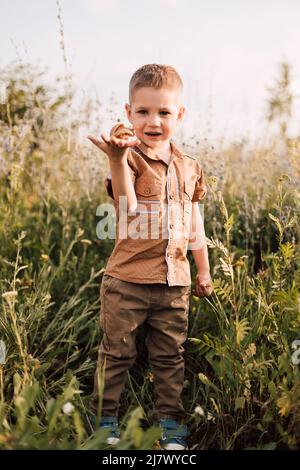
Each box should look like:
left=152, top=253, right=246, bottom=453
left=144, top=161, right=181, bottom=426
left=110, top=123, right=135, bottom=140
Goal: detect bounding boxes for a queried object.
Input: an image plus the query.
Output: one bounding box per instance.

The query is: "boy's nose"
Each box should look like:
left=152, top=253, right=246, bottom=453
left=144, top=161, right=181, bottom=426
left=148, top=115, right=161, bottom=125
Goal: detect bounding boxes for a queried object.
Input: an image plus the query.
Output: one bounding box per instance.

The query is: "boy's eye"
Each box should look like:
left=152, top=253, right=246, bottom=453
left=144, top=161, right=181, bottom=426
left=137, top=110, right=170, bottom=115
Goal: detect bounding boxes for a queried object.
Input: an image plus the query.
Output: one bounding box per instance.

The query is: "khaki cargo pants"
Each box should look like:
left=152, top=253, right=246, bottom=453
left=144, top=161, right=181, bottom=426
left=90, top=274, right=191, bottom=422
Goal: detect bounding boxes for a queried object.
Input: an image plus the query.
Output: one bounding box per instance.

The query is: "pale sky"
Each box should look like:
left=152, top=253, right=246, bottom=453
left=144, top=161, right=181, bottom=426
left=1, top=0, right=300, bottom=142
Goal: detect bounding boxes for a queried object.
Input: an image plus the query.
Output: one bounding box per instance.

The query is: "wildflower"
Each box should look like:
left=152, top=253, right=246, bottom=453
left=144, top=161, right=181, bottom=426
left=207, top=412, right=216, bottom=423
left=198, top=372, right=214, bottom=387
left=194, top=405, right=205, bottom=417
left=2, top=291, right=18, bottom=303
left=62, top=402, right=75, bottom=415
left=278, top=174, right=290, bottom=183
left=80, top=239, right=92, bottom=245
left=27, top=354, right=41, bottom=369
left=41, top=294, right=51, bottom=303
left=183, top=379, right=190, bottom=389
left=145, top=371, right=154, bottom=382
left=245, top=343, right=257, bottom=359
left=277, top=394, right=291, bottom=417
left=76, top=227, right=85, bottom=238
left=10, top=164, right=23, bottom=191
left=235, top=259, right=245, bottom=268
left=208, top=175, right=219, bottom=188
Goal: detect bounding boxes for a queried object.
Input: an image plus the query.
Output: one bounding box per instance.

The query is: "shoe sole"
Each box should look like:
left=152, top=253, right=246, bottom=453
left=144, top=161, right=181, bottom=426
left=162, top=443, right=188, bottom=450
left=106, top=437, right=120, bottom=446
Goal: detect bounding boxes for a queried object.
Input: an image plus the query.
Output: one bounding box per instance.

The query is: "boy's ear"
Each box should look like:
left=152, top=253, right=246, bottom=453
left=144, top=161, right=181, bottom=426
left=125, top=103, right=132, bottom=123
left=176, top=105, right=185, bottom=125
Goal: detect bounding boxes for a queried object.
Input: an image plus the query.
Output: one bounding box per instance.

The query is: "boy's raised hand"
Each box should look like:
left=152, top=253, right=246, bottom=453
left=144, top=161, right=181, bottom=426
left=87, top=126, right=141, bottom=161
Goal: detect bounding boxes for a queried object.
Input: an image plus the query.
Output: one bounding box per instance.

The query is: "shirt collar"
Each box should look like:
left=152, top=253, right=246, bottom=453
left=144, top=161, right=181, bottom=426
left=133, top=139, right=184, bottom=162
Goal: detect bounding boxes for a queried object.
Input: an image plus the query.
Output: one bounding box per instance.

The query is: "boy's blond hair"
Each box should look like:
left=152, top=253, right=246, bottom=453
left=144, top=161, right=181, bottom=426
left=129, top=64, right=183, bottom=103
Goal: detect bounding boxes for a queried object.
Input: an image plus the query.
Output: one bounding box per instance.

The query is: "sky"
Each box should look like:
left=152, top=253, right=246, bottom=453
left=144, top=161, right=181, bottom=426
left=1, top=0, right=300, bottom=142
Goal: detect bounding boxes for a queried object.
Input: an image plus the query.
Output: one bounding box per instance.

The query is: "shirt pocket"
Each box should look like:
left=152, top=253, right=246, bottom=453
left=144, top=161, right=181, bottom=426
left=135, top=175, right=161, bottom=200
left=126, top=176, right=161, bottom=239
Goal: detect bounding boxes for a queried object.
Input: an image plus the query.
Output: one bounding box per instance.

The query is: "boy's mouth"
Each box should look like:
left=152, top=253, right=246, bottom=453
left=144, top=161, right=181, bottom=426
left=145, top=132, right=162, bottom=136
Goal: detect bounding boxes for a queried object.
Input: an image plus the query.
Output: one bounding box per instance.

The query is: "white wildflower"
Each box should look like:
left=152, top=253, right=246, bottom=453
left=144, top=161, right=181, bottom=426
left=2, top=291, right=18, bottom=303
left=62, top=402, right=75, bottom=415
left=207, top=412, right=216, bottom=423
left=80, top=239, right=92, bottom=245
left=194, top=405, right=205, bottom=417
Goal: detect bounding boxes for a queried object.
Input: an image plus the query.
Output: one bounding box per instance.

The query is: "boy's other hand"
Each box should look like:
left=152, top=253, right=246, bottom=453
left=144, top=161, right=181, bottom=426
left=192, top=272, right=214, bottom=298
left=87, top=132, right=141, bottom=162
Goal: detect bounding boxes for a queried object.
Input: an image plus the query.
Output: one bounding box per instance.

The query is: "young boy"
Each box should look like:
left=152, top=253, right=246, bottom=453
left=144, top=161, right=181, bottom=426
left=87, top=64, right=213, bottom=450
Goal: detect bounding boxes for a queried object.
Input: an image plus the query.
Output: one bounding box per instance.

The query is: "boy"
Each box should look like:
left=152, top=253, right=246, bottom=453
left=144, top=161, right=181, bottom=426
left=87, top=64, right=213, bottom=450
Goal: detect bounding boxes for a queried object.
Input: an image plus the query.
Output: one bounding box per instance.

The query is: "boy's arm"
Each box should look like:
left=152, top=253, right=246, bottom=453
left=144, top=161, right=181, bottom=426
left=189, top=202, right=213, bottom=297
left=108, top=154, right=137, bottom=213
left=87, top=131, right=139, bottom=213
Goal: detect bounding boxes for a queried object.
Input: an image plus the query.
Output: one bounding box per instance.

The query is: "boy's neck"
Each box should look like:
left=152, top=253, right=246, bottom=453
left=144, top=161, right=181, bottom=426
left=143, top=140, right=172, bottom=158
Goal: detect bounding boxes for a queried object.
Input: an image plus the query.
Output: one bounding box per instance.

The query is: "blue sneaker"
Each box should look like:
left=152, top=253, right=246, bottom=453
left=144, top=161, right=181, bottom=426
left=157, top=418, right=188, bottom=450
left=95, top=416, right=120, bottom=446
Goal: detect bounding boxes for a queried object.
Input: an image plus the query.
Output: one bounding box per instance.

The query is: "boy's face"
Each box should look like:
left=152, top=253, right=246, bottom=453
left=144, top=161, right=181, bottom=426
left=125, top=86, right=185, bottom=149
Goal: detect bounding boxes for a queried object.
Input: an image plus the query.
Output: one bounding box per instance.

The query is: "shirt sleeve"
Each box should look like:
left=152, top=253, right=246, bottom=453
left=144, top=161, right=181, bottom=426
left=104, top=161, right=136, bottom=200
left=192, top=162, right=207, bottom=202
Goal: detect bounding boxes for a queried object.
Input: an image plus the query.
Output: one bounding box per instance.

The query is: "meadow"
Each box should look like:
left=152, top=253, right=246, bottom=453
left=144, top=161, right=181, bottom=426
left=0, top=58, right=299, bottom=450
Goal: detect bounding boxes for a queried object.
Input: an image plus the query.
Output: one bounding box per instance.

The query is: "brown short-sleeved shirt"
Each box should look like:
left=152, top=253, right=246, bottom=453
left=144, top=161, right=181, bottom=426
left=102, top=139, right=207, bottom=286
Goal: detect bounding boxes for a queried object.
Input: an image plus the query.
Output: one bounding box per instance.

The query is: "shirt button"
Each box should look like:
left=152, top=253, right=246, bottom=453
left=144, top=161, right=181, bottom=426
left=170, top=224, right=174, bottom=229
left=169, top=194, right=174, bottom=200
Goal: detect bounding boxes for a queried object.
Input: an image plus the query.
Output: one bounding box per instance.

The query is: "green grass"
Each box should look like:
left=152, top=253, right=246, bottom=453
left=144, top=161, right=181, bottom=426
left=0, top=61, right=300, bottom=449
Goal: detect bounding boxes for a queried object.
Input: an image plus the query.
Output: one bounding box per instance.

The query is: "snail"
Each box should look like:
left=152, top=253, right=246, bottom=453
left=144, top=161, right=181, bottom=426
left=110, top=123, right=135, bottom=140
